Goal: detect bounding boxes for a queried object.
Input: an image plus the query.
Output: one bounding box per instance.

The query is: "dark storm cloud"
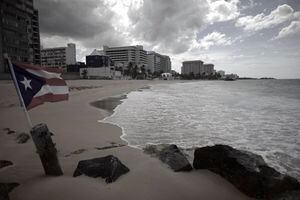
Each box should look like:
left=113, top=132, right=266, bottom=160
left=35, top=0, right=115, bottom=39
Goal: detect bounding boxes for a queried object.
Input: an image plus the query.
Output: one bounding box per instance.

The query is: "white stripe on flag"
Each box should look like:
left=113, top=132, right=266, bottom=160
left=26, top=68, right=62, bottom=79
left=34, top=85, right=69, bottom=97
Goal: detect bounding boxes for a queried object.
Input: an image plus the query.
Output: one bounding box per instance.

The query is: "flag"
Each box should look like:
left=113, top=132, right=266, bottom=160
left=11, top=63, right=69, bottom=110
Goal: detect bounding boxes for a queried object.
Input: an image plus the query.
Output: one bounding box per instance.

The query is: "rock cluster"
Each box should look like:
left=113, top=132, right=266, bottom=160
left=73, top=155, right=129, bottom=183
left=0, top=183, right=19, bottom=200
left=144, top=144, right=192, bottom=172
left=193, top=144, right=300, bottom=199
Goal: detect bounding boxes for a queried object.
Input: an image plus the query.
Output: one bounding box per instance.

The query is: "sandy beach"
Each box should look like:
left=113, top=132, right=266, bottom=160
left=0, top=80, right=251, bottom=200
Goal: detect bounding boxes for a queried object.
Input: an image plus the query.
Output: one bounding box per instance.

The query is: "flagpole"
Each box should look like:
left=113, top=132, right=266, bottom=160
left=4, top=54, right=33, bottom=128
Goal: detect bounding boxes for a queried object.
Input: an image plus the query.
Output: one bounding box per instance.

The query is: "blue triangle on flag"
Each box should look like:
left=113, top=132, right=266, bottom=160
left=12, top=64, right=46, bottom=107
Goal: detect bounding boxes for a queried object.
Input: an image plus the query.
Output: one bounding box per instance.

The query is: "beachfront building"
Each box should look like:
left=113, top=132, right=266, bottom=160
left=217, top=70, right=225, bottom=77
left=181, top=60, right=214, bottom=75
left=181, top=60, right=203, bottom=75
left=86, top=55, right=114, bottom=68
left=41, top=43, right=76, bottom=69
left=102, top=45, right=147, bottom=69
left=147, top=51, right=172, bottom=73
left=203, top=64, right=215, bottom=75
left=79, top=67, right=121, bottom=79
left=0, top=0, right=41, bottom=73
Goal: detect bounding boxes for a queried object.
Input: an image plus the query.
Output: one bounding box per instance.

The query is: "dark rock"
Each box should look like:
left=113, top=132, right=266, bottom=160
left=15, top=133, right=30, bottom=144
left=73, top=155, right=129, bottom=183
left=95, top=144, right=125, bottom=151
left=0, top=183, right=19, bottom=200
left=2, top=128, right=15, bottom=135
left=7, top=130, right=15, bottom=135
left=65, top=149, right=87, bottom=157
left=193, top=144, right=300, bottom=199
left=273, top=191, right=300, bottom=200
left=0, top=160, right=13, bottom=169
left=144, top=144, right=193, bottom=172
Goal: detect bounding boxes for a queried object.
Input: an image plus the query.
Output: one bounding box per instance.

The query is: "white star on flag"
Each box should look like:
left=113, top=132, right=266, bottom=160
left=20, top=77, right=32, bottom=91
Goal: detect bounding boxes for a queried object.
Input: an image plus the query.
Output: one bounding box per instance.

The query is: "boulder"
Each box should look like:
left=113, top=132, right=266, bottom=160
left=144, top=144, right=193, bottom=172
left=15, top=133, right=30, bottom=144
left=0, top=183, right=19, bottom=200
left=73, top=155, right=129, bottom=183
left=273, top=191, right=300, bottom=200
left=0, top=161, right=13, bottom=169
left=193, top=144, right=300, bottom=199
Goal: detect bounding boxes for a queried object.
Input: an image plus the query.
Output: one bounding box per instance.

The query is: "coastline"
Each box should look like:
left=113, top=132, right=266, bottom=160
left=0, top=80, right=251, bottom=200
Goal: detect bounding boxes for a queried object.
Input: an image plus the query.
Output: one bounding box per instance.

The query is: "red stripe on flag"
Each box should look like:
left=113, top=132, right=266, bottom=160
left=27, top=93, right=68, bottom=110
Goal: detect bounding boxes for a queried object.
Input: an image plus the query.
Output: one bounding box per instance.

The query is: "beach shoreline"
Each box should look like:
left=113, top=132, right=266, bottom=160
left=0, top=80, right=251, bottom=200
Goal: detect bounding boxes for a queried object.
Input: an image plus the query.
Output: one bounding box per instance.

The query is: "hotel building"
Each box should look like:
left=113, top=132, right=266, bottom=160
left=103, top=45, right=147, bottom=68
left=147, top=51, right=171, bottom=73
left=0, top=0, right=41, bottom=72
left=181, top=60, right=214, bottom=75
left=41, top=43, right=76, bottom=69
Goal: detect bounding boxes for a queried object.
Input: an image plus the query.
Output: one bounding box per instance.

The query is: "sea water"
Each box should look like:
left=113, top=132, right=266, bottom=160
left=103, top=80, right=300, bottom=179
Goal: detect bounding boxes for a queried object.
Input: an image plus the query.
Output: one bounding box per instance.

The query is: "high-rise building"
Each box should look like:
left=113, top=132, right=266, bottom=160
left=147, top=51, right=171, bottom=73
left=0, top=0, right=41, bottom=73
left=181, top=60, right=215, bottom=75
left=41, top=43, right=76, bottom=69
left=103, top=45, right=147, bottom=68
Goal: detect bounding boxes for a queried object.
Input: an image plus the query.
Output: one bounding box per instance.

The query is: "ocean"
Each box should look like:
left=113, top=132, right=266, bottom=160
left=103, top=80, right=300, bottom=180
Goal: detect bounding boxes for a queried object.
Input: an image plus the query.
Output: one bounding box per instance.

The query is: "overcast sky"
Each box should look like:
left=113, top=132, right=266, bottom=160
left=35, top=0, right=300, bottom=78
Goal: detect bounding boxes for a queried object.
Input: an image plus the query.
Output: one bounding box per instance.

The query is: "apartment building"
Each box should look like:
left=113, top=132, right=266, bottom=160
left=0, top=0, right=41, bottom=72
left=181, top=60, right=215, bottom=75
left=41, top=43, right=76, bottom=69
left=147, top=51, right=171, bottom=73
left=103, top=45, right=147, bottom=68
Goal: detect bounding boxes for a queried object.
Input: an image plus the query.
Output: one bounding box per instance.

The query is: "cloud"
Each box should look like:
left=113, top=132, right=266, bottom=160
left=206, top=0, right=240, bottom=23
left=273, top=21, right=300, bottom=40
left=35, top=0, right=125, bottom=48
left=195, top=32, right=232, bottom=50
left=235, top=4, right=296, bottom=31
left=127, top=0, right=209, bottom=54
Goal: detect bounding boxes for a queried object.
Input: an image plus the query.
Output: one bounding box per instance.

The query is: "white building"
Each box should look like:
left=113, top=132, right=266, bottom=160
left=181, top=60, right=203, bottom=75
left=181, top=60, right=214, bottom=75
left=217, top=70, right=225, bottom=77
left=147, top=51, right=171, bottom=73
left=41, top=43, right=76, bottom=69
left=102, top=45, right=147, bottom=68
left=79, top=67, right=122, bottom=79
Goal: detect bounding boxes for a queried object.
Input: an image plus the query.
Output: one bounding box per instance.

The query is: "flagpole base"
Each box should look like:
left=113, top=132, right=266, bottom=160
left=30, top=123, right=63, bottom=176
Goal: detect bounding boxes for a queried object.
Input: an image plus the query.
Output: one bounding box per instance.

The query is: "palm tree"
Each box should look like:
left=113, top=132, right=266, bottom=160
left=81, top=69, right=88, bottom=79
left=132, top=65, right=138, bottom=79
left=125, top=62, right=133, bottom=77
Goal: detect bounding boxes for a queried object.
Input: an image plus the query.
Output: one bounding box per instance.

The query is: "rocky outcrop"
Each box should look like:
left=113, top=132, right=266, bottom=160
left=273, top=191, right=300, bottom=200
left=0, top=183, right=19, bottom=200
left=15, top=133, right=30, bottom=144
left=0, top=161, right=13, bottom=169
left=73, top=155, right=129, bottom=183
left=193, top=144, right=300, bottom=199
left=144, top=144, right=193, bottom=172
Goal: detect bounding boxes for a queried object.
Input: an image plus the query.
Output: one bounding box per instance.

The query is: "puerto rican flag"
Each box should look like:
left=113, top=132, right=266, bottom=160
left=11, top=63, right=69, bottom=110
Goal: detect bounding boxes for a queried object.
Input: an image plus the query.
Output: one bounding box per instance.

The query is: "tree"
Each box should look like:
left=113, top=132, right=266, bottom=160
left=132, top=65, right=138, bottom=79
left=81, top=69, right=88, bottom=79
left=124, top=62, right=133, bottom=77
